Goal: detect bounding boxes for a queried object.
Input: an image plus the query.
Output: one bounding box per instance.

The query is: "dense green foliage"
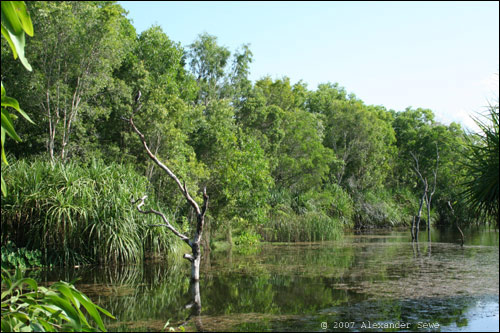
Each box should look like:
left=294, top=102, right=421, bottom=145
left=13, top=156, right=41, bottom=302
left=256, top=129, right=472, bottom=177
left=1, top=268, right=115, bottom=332
left=1, top=1, right=497, bottom=266
left=2, top=158, right=183, bottom=266
left=1, top=241, right=43, bottom=269
left=462, top=105, right=499, bottom=225
left=1, top=1, right=35, bottom=196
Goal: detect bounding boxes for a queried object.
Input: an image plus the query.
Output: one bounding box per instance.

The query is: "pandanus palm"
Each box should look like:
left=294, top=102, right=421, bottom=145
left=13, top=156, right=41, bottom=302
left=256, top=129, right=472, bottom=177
left=462, top=103, right=499, bottom=225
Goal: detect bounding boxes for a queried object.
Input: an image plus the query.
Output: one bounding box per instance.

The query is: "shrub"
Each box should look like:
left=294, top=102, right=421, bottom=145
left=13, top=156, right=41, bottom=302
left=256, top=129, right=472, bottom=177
left=353, top=188, right=420, bottom=228
left=261, top=187, right=345, bottom=242
left=1, top=241, right=43, bottom=269
left=261, top=206, right=343, bottom=242
left=1, top=158, right=182, bottom=266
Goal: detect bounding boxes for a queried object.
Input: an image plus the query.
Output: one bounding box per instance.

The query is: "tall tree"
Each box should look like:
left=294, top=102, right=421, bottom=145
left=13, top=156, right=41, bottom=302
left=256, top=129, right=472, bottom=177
left=240, top=77, right=334, bottom=195
left=393, top=107, right=470, bottom=227
left=226, top=43, right=253, bottom=107
left=191, top=99, right=273, bottom=238
left=308, top=83, right=396, bottom=192
left=129, top=99, right=209, bottom=282
left=188, top=33, right=230, bottom=105
left=5, top=1, right=133, bottom=160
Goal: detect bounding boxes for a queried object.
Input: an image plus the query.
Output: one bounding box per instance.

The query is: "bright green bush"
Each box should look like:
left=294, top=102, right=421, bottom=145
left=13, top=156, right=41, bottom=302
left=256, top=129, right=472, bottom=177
left=1, top=158, right=182, bottom=266
left=234, top=230, right=262, bottom=254
left=324, top=183, right=355, bottom=228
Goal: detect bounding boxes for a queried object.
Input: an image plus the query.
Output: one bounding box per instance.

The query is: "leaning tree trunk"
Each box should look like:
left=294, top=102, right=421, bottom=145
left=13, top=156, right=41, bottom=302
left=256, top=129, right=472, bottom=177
left=415, top=186, right=427, bottom=242
left=411, top=150, right=435, bottom=243
left=448, top=201, right=464, bottom=247
left=411, top=216, right=416, bottom=241
left=425, top=144, right=439, bottom=242
left=128, top=101, right=208, bottom=281
left=426, top=193, right=432, bottom=241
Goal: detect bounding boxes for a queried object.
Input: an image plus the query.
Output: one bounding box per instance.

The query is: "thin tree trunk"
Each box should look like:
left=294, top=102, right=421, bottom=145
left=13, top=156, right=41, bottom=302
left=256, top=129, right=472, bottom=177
left=448, top=201, right=464, bottom=247
left=411, top=216, right=416, bottom=241
left=415, top=185, right=427, bottom=242
left=410, top=151, right=432, bottom=243
left=426, top=194, right=431, bottom=241
left=129, top=102, right=208, bottom=281
left=227, top=224, right=233, bottom=247
left=457, top=222, right=465, bottom=247
left=426, top=144, right=439, bottom=242
left=43, top=90, right=55, bottom=161
left=61, top=77, right=82, bottom=160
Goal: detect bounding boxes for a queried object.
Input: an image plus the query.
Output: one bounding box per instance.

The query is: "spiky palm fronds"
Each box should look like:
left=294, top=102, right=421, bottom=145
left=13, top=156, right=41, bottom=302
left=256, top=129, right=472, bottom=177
left=462, top=104, right=499, bottom=224
left=2, top=158, right=181, bottom=266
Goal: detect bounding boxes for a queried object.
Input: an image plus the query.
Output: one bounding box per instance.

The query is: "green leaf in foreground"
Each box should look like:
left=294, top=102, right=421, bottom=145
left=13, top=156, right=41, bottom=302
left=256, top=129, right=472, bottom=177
left=1, top=268, right=115, bottom=332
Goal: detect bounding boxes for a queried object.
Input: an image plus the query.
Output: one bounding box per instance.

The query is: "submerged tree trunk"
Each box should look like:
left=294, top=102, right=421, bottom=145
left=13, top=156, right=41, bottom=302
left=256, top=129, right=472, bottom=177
left=189, top=279, right=202, bottom=316
left=426, top=199, right=431, bottom=241
left=426, top=145, right=439, bottom=242
left=227, top=224, right=233, bottom=247
left=448, top=201, right=464, bottom=247
left=410, top=147, right=438, bottom=243
left=415, top=187, right=426, bottom=242
left=457, top=223, right=464, bottom=247
left=129, top=101, right=209, bottom=281
left=411, top=216, right=416, bottom=241
left=426, top=194, right=432, bottom=241
left=412, top=240, right=421, bottom=257
left=175, top=279, right=204, bottom=331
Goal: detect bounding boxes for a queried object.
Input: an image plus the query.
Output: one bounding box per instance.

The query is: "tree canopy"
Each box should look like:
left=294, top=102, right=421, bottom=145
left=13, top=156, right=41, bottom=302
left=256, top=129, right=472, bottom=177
left=1, top=1, right=497, bottom=265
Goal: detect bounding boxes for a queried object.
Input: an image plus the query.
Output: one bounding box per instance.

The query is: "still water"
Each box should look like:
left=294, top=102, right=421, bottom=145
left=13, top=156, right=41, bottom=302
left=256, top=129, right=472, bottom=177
left=36, top=227, right=498, bottom=332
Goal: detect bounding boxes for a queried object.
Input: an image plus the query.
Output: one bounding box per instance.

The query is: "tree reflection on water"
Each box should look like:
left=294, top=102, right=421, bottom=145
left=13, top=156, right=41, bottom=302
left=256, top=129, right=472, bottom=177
left=31, top=228, right=498, bottom=332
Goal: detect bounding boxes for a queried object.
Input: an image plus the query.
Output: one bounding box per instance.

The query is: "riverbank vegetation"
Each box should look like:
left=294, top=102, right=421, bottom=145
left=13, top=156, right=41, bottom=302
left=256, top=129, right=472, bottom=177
left=2, top=1, right=498, bottom=267
left=2, top=158, right=183, bottom=266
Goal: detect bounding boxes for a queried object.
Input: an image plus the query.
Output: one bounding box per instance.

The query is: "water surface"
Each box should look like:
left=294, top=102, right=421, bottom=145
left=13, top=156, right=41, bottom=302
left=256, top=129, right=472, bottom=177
left=35, top=227, right=499, bottom=332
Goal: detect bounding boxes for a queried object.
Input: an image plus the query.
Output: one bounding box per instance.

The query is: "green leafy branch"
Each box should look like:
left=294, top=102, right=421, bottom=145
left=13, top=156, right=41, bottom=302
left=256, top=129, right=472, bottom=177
left=1, top=268, right=115, bottom=332
left=1, top=1, right=34, bottom=196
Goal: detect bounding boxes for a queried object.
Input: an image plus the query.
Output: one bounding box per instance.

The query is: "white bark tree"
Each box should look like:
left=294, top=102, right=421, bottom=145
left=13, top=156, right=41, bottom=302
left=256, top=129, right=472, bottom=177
left=410, top=143, right=439, bottom=242
left=129, top=102, right=208, bottom=281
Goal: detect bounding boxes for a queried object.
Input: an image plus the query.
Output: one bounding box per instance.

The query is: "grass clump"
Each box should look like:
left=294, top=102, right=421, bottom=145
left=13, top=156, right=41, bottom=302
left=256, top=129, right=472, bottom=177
left=353, top=187, right=420, bottom=228
left=260, top=187, right=346, bottom=242
left=1, top=157, right=181, bottom=266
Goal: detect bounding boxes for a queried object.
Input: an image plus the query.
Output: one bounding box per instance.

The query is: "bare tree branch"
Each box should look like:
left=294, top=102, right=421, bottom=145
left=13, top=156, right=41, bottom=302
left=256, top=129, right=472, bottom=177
left=128, top=100, right=209, bottom=282
left=201, top=187, right=209, bottom=217
left=128, top=105, right=202, bottom=215
left=410, top=151, right=426, bottom=185
left=131, top=195, right=191, bottom=246
left=410, top=151, right=428, bottom=242
left=183, top=254, right=195, bottom=262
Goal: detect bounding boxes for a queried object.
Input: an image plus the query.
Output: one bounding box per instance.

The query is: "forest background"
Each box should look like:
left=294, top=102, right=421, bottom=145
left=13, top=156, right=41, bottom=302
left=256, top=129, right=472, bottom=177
left=1, top=1, right=498, bottom=268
